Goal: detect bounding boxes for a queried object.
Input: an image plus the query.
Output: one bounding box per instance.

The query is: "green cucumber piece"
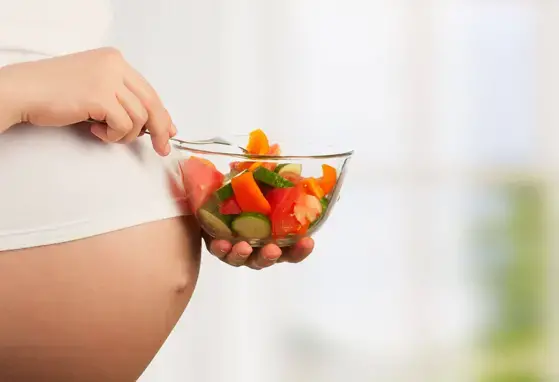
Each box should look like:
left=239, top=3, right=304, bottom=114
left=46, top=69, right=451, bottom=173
left=319, top=197, right=329, bottom=212
left=275, top=163, right=302, bottom=176
left=231, top=213, right=271, bottom=239
left=253, top=167, right=294, bottom=188
left=215, top=183, right=234, bottom=202
left=198, top=208, right=234, bottom=237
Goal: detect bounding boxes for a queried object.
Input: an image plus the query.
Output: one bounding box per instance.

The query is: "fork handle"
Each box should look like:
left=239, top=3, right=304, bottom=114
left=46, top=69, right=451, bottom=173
left=86, top=118, right=189, bottom=145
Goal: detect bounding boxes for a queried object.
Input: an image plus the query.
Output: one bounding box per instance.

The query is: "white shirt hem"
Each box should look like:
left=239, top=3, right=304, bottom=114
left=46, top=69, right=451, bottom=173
left=0, top=200, right=190, bottom=251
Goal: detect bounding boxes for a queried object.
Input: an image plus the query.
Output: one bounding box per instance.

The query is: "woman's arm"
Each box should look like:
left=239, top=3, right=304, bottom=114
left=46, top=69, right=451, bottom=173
left=0, top=48, right=174, bottom=156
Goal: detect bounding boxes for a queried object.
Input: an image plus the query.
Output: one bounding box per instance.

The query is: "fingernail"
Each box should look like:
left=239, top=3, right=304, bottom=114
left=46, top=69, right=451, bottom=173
left=233, top=251, right=251, bottom=261
left=163, top=142, right=170, bottom=155
left=265, top=248, right=282, bottom=261
left=264, top=252, right=280, bottom=261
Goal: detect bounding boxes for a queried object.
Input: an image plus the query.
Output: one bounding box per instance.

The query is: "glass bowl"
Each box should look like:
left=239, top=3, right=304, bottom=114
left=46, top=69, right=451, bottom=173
left=168, top=134, right=353, bottom=248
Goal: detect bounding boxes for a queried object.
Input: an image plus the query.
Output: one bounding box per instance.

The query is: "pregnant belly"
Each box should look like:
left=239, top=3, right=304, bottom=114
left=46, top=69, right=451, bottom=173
left=0, top=215, right=202, bottom=382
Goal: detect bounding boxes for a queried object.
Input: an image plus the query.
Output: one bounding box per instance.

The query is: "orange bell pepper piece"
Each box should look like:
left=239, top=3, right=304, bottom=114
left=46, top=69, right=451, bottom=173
left=231, top=171, right=271, bottom=215
left=302, top=178, right=325, bottom=199
left=248, top=162, right=262, bottom=172
left=318, top=164, right=337, bottom=195
left=246, top=129, right=270, bottom=155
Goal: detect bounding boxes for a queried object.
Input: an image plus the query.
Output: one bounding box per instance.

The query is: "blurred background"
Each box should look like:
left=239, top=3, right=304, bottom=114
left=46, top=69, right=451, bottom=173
left=110, top=0, right=559, bottom=381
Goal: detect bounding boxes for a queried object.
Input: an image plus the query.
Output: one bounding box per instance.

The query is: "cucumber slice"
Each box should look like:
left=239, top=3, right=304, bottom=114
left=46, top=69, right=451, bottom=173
left=231, top=213, right=271, bottom=239
left=253, top=167, right=294, bottom=188
left=198, top=208, right=234, bottom=237
left=275, top=163, right=302, bottom=176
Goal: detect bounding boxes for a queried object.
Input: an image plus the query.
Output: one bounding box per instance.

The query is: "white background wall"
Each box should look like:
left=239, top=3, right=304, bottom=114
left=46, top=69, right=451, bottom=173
left=108, top=1, right=556, bottom=381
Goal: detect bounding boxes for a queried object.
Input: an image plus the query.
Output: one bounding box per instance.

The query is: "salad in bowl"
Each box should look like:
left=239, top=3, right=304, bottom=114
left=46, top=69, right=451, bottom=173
left=170, top=129, right=352, bottom=247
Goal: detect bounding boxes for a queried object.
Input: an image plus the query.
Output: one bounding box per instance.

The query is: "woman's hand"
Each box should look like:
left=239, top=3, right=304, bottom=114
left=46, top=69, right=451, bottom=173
left=205, top=236, right=315, bottom=270
left=0, top=47, right=174, bottom=156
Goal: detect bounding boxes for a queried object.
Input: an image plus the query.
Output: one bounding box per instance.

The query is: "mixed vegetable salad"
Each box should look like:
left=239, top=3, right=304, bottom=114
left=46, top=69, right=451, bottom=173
left=179, top=129, right=338, bottom=241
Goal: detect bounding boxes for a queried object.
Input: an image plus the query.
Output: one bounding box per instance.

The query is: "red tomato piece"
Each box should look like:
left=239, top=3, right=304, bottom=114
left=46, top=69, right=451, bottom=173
left=180, top=156, right=225, bottom=211
left=269, top=185, right=307, bottom=237
left=262, top=162, right=277, bottom=171
left=281, top=172, right=303, bottom=184
left=266, top=144, right=281, bottom=170
left=272, top=212, right=302, bottom=237
left=266, top=188, right=293, bottom=212
left=268, top=143, right=281, bottom=155
left=219, top=198, right=242, bottom=215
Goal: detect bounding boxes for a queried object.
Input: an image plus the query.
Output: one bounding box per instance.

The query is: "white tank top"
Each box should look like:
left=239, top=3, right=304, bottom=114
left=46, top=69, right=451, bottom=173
left=0, top=0, right=185, bottom=251
left=0, top=0, right=113, bottom=57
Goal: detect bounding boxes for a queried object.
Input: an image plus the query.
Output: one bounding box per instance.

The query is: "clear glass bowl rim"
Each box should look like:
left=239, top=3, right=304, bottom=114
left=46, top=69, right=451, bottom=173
left=170, top=135, right=355, bottom=161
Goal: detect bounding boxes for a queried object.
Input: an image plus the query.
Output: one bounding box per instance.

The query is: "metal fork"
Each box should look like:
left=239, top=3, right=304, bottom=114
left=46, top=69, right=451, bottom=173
left=85, top=118, right=248, bottom=153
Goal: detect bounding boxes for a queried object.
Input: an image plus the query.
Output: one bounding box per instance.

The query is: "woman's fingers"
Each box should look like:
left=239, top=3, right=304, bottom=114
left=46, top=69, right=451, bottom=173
left=123, top=67, right=172, bottom=156
left=206, top=237, right=315, bottom=269
left=246, top=244, right=282, bottom=270
left=209, top=239, right=232, bottom=260
left=117, top=86, right=148, bottom=143
left=224, top=242, right=253, bottom=267
left=278, top=237, right=315, bottom=264
left=89, top=98, right=133, bottom=142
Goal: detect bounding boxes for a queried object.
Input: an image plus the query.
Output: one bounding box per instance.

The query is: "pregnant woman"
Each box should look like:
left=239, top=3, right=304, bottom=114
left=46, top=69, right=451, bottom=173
left=0, top=1, right=314, bottom=381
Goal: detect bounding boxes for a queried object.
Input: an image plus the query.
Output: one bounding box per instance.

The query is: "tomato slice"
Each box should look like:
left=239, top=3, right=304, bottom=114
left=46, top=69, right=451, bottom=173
left=272, top=212, right=302, bottom=237
left=219, top=198, right=242, bottom=215
left=268, top=143, right=281, bottom=156
left=266, top=188, right=292, bottom=211
left=180, top=156, right=225, bottom=211
left=281, top=172, right=303, bottom=184
left=269, top=186, right=307, bottom=237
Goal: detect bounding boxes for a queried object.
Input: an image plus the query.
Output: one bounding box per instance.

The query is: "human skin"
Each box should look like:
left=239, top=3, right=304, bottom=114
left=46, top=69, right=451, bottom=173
left=0, top=47, right=314, bottom=381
